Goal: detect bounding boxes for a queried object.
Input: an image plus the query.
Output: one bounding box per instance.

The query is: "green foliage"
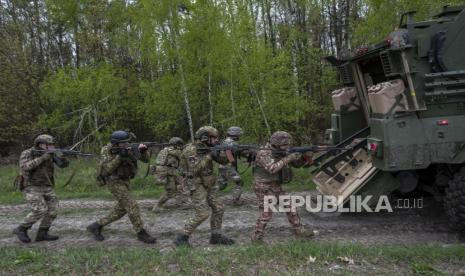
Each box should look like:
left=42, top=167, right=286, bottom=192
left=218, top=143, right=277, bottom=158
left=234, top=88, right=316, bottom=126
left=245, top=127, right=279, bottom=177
left=2, top=0, right=462, bottom=150
left=352, top=0, right=465, bottom=47
left=0, top=242, right=464, bottom=274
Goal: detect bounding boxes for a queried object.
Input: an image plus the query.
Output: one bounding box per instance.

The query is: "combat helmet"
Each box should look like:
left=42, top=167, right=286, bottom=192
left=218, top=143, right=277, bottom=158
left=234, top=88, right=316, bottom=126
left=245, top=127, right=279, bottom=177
left=227, top=126, right=243, bottom=137
left=269, top=131, right=292, bottom=147
left=195, top=126, right=219, bottom=144
left=169, top=137, right=184, bottom=146
left=110, top=130, right=131, bottom=144
left=34, top=134, right=55, bottom=146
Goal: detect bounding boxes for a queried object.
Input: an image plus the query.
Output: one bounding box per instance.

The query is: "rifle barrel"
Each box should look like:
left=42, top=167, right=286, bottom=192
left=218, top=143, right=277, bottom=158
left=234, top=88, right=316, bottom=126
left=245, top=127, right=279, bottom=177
left=32, top=149, right=95, bottom=157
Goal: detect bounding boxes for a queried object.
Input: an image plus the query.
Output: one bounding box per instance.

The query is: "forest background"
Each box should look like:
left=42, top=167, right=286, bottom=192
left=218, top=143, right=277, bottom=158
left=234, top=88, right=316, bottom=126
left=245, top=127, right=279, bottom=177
left=0, top=0, right=462, bottom=154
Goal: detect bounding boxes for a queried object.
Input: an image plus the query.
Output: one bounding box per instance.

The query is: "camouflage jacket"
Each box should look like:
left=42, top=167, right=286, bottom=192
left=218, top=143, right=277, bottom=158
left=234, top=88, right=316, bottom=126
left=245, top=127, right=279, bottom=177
left=155, top=146, right=182, bottom=176
left=19, top=147, right=69, bottom=187
left=218, top=136, right=237, bottom=170
left=181, top=142, right=228, bottom=179
left=98, top=143, right=149, bottom=181
left=253, top=143, right=305, bottom=184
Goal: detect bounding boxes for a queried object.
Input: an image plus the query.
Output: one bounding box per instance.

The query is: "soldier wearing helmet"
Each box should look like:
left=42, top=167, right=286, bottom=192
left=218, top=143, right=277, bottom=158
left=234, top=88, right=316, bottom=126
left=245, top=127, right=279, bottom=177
left=173, top=126, right=235, bottom=247
left=251, top=131, right=314, bottom=243
left=87, top=130, right=156, bottom=244
left=13, top=134, right=70, bottom=243
left=217, top=126, right=245, bottom=205
left=152, top=137, right=186, bottom=211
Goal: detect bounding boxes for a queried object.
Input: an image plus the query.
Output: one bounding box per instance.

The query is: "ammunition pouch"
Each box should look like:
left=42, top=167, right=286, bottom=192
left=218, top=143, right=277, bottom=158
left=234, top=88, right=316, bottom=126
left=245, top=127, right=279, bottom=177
left=253, top=165, right=293, bottom=184
left=280, top=166, right=293, bottom=184
left=253, top=165, right=280, bottom=182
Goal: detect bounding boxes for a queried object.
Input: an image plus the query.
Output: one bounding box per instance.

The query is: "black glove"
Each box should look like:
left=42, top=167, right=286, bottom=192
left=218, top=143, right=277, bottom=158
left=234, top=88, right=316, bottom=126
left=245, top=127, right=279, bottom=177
left=119, top=148, right=129, bottom=157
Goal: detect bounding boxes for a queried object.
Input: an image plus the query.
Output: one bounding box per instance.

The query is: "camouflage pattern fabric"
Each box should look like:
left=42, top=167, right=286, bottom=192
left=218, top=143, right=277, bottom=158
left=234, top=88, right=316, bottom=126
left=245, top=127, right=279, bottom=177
left=97, top=180, right=144, bottom=232
left=252, top=143, right=305, bottom=239
left=184, top=180, right=224, bottom=235
left=217, top=137, right=243, bottom=201
left=253, top=143, right=292, bottom=183
left=20, top=186, right=58, bottom=229
left=181, top=142, right=228, bottom=235
left=96, top=143, right=149, bottom=232
left=252, top=180, right=303, bottom=239
left=157, top=175, right=186, bottom=207
left=99, top=143, right=149, bottom=180
left=155, top=146, right=185, bottom=207
left=17, top=147, right=68, bottom=230
left=19, top=147, right=69, bottom=187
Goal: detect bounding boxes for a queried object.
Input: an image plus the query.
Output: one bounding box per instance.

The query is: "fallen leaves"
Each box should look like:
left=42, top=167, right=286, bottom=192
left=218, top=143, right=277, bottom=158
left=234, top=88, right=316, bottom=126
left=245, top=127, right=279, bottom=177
left=337, top=256, right=355, bottom=265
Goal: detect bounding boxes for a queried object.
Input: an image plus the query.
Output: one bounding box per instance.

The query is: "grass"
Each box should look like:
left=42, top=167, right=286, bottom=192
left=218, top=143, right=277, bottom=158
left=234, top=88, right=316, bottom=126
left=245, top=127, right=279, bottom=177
left=0, top=159, right=316, bottom=204
left=0, top=242, right=463, bottom=274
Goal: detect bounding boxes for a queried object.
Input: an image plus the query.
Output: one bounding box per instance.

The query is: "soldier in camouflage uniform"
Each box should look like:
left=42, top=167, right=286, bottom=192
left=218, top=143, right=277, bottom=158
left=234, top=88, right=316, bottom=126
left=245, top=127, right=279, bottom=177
left=173, top=126, right=235, bottom=247
left=87, top=130, right=156, bottom=244
left=252, top=131, right=314, bottom=242
left=217, top=126, right=245, bottom=205
left=13, top=134, right=70, bottom=243
left=152, top=137, right=186, bottom=211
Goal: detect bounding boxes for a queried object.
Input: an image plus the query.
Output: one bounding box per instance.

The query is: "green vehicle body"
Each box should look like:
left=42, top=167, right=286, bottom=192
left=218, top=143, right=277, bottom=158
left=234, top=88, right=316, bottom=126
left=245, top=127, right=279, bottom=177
left=314, top=6, right=465, bottom=225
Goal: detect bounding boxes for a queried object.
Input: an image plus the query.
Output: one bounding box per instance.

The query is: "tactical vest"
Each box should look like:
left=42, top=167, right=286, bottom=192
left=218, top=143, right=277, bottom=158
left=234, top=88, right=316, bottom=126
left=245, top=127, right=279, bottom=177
left=253, top=163, right=293, bottom=184
left=27, top=150, right=55, bottom=187
left=115, top=157, right=138, bottom=180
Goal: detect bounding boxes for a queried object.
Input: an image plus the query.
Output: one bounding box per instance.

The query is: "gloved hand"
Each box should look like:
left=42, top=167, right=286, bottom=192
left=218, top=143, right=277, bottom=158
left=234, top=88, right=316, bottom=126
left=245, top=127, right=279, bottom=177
left=119, top=148, right=129, bottom=157
left=40, top=152, right=53, bottom=161
left=138, top=144, right=148, bottom=153
left=285, top=152, right=302, bottom=163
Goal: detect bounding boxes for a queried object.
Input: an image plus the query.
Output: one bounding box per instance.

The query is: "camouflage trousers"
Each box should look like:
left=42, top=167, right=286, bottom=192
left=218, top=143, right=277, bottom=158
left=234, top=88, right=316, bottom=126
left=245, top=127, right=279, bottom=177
left=157, top=175, right=184, bottom=207
left=217, top=166, right=243, bottom=202
left=184, top=175, right=224, bottom=235
left=252, top=180, right=303, bottom=239
left=20, top=186, right=58, bottom=229
left=97, top=180, right=144, bottom=233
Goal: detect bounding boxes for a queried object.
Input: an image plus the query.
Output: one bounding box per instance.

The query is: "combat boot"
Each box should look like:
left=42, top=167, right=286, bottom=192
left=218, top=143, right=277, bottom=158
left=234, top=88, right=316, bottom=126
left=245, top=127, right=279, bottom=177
left=251, top=232, right=264, bottom=244
left=137, top=229, right=156, bottom=244
left=13, top=226, right=31, bottom=243
left=173, top=234, right=191, bottom=247
left=87, top=222, right=105, bottom=241
left=209, top=233, right=235, bottom=245
left=35, top=227, right=59, bottom=242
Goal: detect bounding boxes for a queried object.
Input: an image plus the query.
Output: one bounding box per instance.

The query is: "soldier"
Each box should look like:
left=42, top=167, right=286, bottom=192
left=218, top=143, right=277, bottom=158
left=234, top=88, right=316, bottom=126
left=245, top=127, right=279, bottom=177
left=87, top=130, right=156, bottom=244
left=217, top=126, right=245, bottom=205
left=152, top=137, right=186, bottom=211
left=173, top=126, right=235, bottom=247
left=13, top=134, right=70, bottom=243
left=251, top=131, right=314, bottom=243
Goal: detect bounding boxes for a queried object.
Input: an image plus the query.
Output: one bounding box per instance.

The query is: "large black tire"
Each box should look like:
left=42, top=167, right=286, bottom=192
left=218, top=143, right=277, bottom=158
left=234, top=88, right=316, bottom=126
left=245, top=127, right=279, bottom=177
left=444, top=167, right=465, bottom=231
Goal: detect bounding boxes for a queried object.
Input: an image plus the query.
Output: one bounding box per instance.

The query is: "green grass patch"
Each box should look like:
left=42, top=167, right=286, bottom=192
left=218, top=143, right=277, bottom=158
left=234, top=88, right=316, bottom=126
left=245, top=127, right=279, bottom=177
left=0, top=159, right=315, bottom=204
left=0, top=242, right=463, bottom=274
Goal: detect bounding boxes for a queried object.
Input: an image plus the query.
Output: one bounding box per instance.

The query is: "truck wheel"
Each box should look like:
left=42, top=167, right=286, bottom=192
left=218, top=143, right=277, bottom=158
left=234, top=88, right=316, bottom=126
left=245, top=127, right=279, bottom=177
left=444, top=167, right=465, bottom=231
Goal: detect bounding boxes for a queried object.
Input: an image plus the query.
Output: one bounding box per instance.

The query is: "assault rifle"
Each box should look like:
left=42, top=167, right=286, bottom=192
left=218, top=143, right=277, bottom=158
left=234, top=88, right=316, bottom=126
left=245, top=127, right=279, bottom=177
left=133, top=142, right=171, bottom=148
left=197, top=144, right=351, bottom=173
left=199, top=144, right=350, bottom=155
left=32, top=149, right=95, bottom=157
left=111, top=142, right=172, bottom=164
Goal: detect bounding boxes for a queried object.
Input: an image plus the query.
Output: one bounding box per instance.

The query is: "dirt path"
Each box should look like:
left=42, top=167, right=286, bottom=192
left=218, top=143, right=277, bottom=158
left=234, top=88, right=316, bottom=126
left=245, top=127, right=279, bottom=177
left=0, top=192, right=462, bottom=251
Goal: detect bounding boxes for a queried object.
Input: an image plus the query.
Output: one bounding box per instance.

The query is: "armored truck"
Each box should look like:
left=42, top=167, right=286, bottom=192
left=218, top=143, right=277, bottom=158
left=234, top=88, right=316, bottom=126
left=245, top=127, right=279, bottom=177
left=313, top=5, right=465, bottom=230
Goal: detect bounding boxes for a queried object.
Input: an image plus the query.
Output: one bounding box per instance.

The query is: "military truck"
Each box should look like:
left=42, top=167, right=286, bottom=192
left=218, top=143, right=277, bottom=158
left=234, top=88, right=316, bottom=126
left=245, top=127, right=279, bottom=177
left=313, top=5, right=465, bottom=230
